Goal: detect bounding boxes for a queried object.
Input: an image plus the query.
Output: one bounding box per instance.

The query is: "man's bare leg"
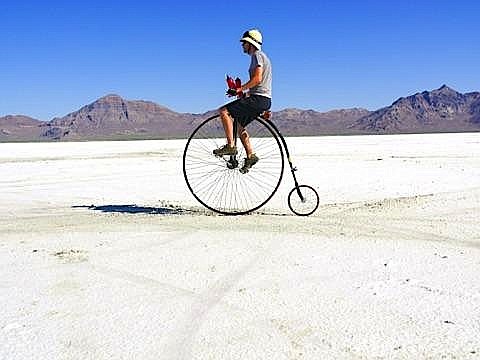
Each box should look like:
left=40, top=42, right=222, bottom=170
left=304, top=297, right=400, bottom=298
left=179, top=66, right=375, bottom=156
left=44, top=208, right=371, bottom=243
left=238, top=123, right=259, bottom=174
left=238, top=124, right=254, bottom=158
left=219, top=107, right=235, bottom=147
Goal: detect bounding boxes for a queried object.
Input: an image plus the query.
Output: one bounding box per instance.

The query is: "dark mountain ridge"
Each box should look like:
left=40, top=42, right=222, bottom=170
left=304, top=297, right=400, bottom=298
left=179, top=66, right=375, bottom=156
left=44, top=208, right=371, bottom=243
left=1, top=85, right=479, bottom=142
left=350, top=85, right=480, bottom=133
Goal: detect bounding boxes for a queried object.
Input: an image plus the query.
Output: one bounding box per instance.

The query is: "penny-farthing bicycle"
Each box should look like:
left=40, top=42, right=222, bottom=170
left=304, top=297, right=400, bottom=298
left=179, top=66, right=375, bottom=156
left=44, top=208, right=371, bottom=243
left=183, top=109, right=319, bottom=216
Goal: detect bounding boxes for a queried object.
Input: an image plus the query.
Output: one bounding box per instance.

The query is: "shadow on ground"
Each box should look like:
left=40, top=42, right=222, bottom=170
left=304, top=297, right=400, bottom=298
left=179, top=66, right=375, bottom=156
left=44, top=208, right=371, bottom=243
left=73, top=204, right=193, bottom=215
left=73, top=204, right=295, bottom=217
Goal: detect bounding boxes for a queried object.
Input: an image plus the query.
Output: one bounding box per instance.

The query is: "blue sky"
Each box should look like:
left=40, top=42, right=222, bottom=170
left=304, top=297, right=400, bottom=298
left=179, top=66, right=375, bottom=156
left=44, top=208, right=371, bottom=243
left=1, top=0, right=479, bottom=120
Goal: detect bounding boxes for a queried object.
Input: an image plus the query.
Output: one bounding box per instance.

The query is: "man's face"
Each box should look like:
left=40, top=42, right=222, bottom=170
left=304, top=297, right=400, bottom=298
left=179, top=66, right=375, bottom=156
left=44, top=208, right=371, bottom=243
left=241, top=41, right=250, bottom=54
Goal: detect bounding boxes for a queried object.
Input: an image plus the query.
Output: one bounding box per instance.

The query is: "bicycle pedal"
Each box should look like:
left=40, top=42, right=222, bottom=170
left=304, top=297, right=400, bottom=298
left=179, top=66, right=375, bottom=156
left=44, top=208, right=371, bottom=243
left=227, top=160, right=238, bottom=169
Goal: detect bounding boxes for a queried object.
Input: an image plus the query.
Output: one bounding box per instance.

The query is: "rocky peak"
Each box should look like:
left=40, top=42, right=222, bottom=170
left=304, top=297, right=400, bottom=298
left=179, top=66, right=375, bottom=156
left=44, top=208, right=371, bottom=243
left=351, top=85, right=479, bottom=133
left=93, top=93, right=128, bottom=104
left=100, top=94, right=123, bottom=100
left=391, top=85, right=467, bottom=111
left=433, top=84, right=458, bottom=95
left=428, top=84, right=465, bottom=103
left=86, top=94, right=126, bottom=110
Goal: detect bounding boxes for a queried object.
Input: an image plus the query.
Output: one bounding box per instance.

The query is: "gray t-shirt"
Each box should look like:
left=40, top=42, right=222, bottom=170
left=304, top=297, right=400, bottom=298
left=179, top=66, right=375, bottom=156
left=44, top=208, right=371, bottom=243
left=249, top=50, right=272, bottom=98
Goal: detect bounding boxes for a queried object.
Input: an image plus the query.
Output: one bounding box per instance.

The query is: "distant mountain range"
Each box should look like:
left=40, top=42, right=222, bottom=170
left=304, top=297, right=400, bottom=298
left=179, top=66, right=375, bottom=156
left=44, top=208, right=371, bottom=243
left=1, top=85, right=479, bottom=142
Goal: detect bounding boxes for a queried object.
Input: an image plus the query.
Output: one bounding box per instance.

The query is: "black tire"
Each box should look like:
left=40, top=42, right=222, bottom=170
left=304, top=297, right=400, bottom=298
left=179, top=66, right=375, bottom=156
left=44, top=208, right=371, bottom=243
left=183, top=115, right=284, bottom=215
left=287, top=185, right=319, bottom=216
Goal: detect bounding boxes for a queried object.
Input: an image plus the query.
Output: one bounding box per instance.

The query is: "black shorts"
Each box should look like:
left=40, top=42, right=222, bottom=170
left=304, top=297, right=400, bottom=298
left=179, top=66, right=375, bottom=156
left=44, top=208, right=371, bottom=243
left=225, top=95, right=271, bottom=127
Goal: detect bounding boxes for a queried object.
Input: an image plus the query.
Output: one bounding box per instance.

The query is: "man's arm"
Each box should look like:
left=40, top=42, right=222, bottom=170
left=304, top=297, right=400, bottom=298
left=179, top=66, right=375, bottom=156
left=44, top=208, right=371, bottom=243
left=239, top=66, right=263, bottom=93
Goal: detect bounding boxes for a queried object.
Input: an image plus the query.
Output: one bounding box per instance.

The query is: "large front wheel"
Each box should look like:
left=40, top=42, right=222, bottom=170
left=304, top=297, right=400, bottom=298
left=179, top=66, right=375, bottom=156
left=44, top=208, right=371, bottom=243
left=183, top=115, right=284, bottom=215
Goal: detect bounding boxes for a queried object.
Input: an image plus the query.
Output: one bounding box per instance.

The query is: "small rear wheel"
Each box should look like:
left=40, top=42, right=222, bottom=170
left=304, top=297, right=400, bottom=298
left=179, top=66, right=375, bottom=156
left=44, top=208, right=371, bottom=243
left=287, top=185, right=319, bottom=216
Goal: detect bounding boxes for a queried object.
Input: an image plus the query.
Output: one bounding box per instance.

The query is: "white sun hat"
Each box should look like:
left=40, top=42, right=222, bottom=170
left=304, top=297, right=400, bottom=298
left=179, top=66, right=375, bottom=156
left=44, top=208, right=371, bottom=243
left=240, top=29, right=263, bottom=50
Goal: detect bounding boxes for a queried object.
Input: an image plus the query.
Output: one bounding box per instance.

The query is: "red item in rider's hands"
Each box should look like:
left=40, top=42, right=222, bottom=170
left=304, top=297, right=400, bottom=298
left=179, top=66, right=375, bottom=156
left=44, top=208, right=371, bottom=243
left=235, top=78, right=244, bottom=97
left=226, top=75, right=236, bottom=89
left=226, top=75, right=244, bottom=97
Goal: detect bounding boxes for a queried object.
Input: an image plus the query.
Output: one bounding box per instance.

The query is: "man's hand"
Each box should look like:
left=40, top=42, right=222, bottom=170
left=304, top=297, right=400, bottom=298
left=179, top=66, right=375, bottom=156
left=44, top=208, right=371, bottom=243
left=227, top=88, right=244, bottom=97
left=226, top=88, right=237, bottom=96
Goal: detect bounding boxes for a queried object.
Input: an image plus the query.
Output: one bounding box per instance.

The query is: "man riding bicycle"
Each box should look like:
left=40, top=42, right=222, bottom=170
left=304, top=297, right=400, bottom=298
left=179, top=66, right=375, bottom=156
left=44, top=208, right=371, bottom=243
left=213, top=29, right=272, bottom=174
